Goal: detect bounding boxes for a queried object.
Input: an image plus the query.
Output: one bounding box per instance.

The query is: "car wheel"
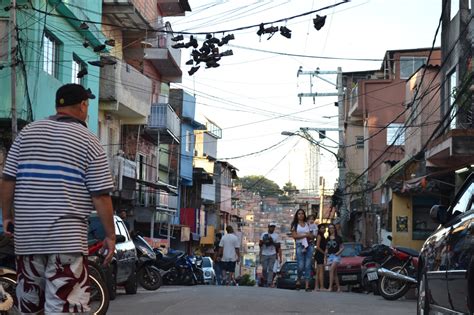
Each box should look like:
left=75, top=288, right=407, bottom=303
left=106, top=265, right=117, bottom=301
left=124, top=270, right=138, bottom=295
left=417, top=272, right=430, bottom=315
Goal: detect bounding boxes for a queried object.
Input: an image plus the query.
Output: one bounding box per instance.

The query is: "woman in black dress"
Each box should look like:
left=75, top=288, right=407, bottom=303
left=325, top=223, right=344, bottom=292
left=314, top=224, right=327, bottom=291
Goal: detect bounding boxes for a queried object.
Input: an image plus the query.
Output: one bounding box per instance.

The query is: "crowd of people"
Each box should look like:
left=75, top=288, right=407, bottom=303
left=211, top=207, right=344, bottom=292
left=288, top=209, right=344, bottom=292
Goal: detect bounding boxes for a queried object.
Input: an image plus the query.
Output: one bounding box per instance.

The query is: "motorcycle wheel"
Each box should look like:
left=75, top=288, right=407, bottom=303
left=0, top=274, right=18, bottom=314
left=417, top=272, right=430, bottom=315
left=164, top=269, right=178, bottom=285
left=89, top=272, right=109, bottom=315
left=138, top=266, right=162, bottom=291
left=378, top=265, right=411, bottom=300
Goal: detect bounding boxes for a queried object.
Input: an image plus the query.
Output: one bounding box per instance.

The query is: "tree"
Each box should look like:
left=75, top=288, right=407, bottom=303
left=236, top=175, right=282, bottom=197
left=282, top=181, right=299, bottom=196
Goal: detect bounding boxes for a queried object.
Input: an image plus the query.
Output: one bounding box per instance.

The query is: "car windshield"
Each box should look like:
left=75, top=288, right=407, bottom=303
left=341, top=243, right=363, bottom=257
left=282, top=263, right=297, bottom=271
left=202, top=257, right=212, bottom=268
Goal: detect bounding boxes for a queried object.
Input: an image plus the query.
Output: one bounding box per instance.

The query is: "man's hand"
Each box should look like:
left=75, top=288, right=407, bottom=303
left=2, top=218, right=13, bottom=238
left=101, top=236, right=116, bottom=266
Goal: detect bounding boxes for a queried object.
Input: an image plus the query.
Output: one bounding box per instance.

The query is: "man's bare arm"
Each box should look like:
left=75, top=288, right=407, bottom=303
left=1, top=179, right=15, bottom=237
left=92, top=194, right=116, bottom=265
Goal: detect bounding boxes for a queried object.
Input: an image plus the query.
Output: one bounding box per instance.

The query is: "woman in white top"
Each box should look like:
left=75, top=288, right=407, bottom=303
left=291, top=209, right=314, bottom=292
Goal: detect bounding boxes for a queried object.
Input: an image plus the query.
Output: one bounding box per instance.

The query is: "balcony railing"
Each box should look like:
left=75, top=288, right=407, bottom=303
left=100, top=59, right=152, bottom=123
left=144, top=22, right=182, bottom=82
left=147, top=103, right=181, bottom=142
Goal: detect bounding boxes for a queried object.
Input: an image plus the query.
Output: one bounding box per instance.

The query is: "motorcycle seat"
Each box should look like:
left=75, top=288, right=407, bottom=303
left=395, top=246, right=419, bottom=257
left=161, top=252, right=180, bottom=262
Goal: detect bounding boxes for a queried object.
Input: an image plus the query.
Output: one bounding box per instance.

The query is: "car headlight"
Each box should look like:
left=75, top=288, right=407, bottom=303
left=205, top=271, right=211, bottom=277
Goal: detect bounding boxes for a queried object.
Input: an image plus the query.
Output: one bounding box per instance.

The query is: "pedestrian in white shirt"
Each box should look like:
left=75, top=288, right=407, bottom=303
left=259, top=222, right=281, bottom=287
left=218, top=226, right=240, bottom=286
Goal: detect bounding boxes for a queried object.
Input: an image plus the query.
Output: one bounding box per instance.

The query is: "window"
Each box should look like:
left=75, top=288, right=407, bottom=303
left=0, top=20, right=8, bottom=63
left=185, top=130, right=191, bottom=152
left=43, top=31, right=60, bottom=77
left=386, top=123, right=405, bottom=145
left=412, top=197, right=440, bottom=240
left=355, top=136, right=364, bottom=149
left=71, top=54, right=86, bottom=84
left=399, top=57, right=427, bottom=79
left=451, top=0, right=459, bottom=20
left=452, top=182, right=474, bottom=216
left=448, top=70, right=457, bottom=129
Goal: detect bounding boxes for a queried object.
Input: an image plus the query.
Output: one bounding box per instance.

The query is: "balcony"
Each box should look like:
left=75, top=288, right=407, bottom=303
left=146, top=103, right=181, bottom=143
left=111, top=155, right=137, bottom=200
left=102, top=0, right=155, bottom=30
left=426, top=129, right=474, bottom=168
left=143, top=23, right=182, bottom=82
left=157, top=0, right=191, bottom=17
left=100, top=59, right=152, bottom=124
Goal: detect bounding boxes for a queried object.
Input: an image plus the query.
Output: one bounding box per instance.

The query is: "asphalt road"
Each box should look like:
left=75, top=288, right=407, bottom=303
left=107, top=285, right=416, bottom=315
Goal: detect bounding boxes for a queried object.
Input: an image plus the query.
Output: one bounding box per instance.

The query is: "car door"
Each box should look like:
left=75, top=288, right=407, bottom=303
left=114, top=217, right=128, bottom=283
left=445, top=181, right=474, bottom=313
left=114, top=217, right=137, bottom=283
left=423, top=219, right=451, bottom=309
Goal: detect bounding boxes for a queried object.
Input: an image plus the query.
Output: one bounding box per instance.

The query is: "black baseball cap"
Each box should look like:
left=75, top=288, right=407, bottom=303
left=56, top=83, right=95, bottom=107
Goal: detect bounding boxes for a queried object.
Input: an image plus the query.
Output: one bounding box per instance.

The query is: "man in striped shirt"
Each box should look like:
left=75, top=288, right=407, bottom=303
left=1, top=83, right=116, bottom=314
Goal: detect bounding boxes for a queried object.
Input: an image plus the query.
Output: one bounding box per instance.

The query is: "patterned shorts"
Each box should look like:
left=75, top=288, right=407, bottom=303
left=16, top=253, right=90, bottom=314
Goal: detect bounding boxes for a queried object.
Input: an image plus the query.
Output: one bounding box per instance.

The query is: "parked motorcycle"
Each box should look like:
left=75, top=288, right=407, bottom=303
left=154, top=248, right=197, bottom=285
left=0, top=235, right=109, bottom=314
left=189, top=255, right=204, bottom=285
left=131, top=233, right=162, bottom=291
left=360, top=242, right=419, bottom=300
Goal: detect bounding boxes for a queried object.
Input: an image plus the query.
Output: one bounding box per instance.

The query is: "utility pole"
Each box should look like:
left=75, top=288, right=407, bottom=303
left=10, top=0, right=17, bottom=140
left=336, top=67, right=348, bottom=238
left=297, top=67, right=348, bottom=238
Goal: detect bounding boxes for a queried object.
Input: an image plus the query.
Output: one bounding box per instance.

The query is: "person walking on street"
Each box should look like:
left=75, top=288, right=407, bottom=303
left=213, top=232, right=223, bottom=285
left=218, top=226, right=240, bottom=286
left=325, top=223, right=344, bottom=292
left=314, top=224, right=327, bottom=291
left=259, top=222, right=281, bottom=288
left=0, top=83, right=116, bottom=314
left=291, top=209, right=314, bottom=292
left=119, top=209, right=131, bottom=232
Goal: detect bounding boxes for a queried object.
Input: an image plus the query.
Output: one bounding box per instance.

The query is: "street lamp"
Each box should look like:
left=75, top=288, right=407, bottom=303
left=281, top=131, right=344, bottom=167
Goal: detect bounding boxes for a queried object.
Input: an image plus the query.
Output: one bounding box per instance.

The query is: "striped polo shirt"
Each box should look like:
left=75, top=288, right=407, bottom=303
left=2, top=115, right=114, bottom=255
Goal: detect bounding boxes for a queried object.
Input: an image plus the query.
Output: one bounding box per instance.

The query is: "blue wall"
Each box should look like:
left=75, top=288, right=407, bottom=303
left=180, top=123, right=194, bottom=186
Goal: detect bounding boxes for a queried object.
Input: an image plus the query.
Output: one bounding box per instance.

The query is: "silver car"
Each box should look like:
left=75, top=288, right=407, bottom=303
left=202, top=257, right=216, bottom=285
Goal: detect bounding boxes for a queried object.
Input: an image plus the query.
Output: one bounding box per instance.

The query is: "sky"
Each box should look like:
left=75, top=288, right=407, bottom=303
left=168, top=0, right=442, bottom=191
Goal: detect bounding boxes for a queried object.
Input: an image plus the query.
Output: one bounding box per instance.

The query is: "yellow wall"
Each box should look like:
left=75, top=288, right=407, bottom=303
left=200, top=225, right=215, bottom=245
left=391, top=194, right=425, bottom=251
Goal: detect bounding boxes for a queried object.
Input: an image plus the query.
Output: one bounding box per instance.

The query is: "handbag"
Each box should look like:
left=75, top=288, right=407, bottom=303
left=273, top=259, right=281, bottom=273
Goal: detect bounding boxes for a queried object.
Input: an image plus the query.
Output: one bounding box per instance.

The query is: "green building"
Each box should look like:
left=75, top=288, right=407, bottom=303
left=0, top=0, right=107, bottom=151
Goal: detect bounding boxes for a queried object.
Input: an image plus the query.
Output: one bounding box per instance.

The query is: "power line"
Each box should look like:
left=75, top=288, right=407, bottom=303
left=343, top=0, right=448, bottom=190
left=25, top=1, right=350, bottom=35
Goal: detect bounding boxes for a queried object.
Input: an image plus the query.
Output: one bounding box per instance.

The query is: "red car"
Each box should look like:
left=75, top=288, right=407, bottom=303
left=324, top=242, right=364, bottom=288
